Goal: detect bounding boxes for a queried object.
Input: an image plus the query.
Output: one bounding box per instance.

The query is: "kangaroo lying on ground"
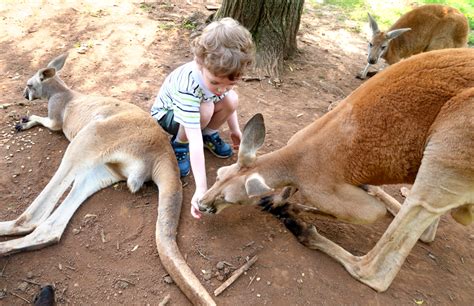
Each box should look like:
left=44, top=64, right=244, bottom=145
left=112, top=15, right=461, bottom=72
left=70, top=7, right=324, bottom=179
left=199, top=48, right=474, bottom=292
left=359, top=4, right=469, bottom=79
left=0, top=54, right=216, bottom=305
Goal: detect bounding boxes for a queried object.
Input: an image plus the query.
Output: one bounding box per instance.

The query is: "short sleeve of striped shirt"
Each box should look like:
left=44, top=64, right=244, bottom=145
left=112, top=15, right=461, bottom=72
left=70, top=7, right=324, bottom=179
left=151, top=62, right=203, bottom=129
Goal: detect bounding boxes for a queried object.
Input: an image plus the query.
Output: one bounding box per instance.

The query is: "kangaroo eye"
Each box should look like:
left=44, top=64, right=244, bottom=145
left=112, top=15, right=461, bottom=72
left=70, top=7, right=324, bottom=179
left=369, top=42, right=373, bottom=47
left=381, top=45, right=387, bottom=50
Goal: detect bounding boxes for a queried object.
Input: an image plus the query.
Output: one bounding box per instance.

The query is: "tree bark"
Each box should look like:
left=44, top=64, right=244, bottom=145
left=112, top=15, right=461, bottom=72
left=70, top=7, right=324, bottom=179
left=215, top=0, right=304, bottom=79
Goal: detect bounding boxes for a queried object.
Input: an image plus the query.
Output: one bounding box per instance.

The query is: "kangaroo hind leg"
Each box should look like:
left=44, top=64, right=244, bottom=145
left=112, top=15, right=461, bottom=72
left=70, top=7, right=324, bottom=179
left=0, top=163, right=122, bottom=255
left=0, top=156, right=76, bottom=236
left=364, top=185, right=440, bottom=243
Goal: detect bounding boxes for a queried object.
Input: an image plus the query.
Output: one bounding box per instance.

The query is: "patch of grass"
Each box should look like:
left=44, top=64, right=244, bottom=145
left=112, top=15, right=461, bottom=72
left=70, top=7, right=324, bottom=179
left=181, top=19, right=197, bottom=30
left=157, top=22, right=175, bottom=31
left=139, top=2, right=154, bottom=13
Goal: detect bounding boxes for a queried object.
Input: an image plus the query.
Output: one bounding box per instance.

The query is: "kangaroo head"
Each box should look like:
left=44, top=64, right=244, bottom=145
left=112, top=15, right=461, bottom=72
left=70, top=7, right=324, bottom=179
left=367, top=13, right=411, bottom=65
left=24, top=53, right=68, bottom=101
left=199, top=113, right=274, bottom=214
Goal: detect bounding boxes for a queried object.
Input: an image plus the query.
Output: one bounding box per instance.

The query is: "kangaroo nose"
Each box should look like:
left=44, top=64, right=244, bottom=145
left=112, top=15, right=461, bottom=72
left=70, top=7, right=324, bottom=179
left=368, top=58, right=377, bottom=65
left=198, top=202, right=216, bottom=214
left=23, top=89, right=29, bottom=99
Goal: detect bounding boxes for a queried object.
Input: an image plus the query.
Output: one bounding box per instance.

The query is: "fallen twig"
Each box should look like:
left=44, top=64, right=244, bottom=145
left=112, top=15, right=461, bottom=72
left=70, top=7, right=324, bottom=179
left=242, top=76, right=265, bottom=82
left=0, top=258, right=9, bottom=277
left=65, top=265, right=76, bottom=271
left=159, top=293, right=171, bottom=306
left=114, top=278, right=136, bottom=286
left=21, top=279, right=42, bottom=286
left=214, top=255, right=258, bottom=296
left=100, top=229, right=106, bottom=243
left=197, top=249, right=210, bottom=260
left=247, top=275, right=256, bottom=288
left=10, top=291, right=31, bottom=303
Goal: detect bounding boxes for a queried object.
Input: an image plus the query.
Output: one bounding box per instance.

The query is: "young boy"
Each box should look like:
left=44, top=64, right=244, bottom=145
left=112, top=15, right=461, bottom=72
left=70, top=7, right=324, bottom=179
left=151, top=18, right=254, bottom=219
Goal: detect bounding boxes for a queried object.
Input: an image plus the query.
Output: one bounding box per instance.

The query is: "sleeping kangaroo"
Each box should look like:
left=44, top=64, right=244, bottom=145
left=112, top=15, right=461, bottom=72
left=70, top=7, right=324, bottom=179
left=199, top=48, right=473, bottom=292
left=0, top=53, right=216, bottom=305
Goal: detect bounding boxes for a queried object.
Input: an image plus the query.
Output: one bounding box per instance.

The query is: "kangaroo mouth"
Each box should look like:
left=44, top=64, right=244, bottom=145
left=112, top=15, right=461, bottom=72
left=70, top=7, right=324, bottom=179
left=200, top=206, right=217, bottom=214
left=198, top=199, right=232, bottom=214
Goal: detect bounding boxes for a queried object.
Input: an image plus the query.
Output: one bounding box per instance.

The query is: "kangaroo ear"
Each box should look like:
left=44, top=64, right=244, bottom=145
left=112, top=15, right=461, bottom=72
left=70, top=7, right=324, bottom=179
left=368, top=13, right=379, bottom=34
left=38, top=68, right=56, bottom=81
left=245, top=173, right=274, bottom=197
left=238, top=113, right=265, bottom=167
left=386, top=28, right=411, bottom=40
left=47, top=53, right=68, bottom=71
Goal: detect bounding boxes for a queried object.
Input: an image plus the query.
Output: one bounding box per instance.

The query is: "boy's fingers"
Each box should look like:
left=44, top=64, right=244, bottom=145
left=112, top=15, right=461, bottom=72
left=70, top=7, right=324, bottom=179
left=191, top=204, right=202, bottom=219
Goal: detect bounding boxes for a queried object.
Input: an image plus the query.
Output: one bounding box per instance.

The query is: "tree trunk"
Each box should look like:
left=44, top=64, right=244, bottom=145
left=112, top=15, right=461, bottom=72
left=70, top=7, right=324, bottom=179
left=215, top=0, right=304, bottom=79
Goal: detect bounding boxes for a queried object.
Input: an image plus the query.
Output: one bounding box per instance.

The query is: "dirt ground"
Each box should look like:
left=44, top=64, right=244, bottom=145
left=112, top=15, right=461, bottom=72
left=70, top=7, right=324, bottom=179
left=0, top=1, right=473, bottom=305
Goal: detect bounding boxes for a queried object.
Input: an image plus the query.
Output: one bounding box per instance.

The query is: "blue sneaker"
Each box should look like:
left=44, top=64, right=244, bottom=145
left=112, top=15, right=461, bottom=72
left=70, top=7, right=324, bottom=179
left=203, top=132, right=233, bottom=158
left=172, top=141, right=190, bottom=177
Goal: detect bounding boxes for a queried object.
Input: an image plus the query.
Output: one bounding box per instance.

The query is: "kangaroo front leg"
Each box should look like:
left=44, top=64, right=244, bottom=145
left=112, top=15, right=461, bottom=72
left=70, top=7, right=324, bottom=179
left=364, top=185, right=402, bottom=216
left=259, top=186, right=298, bottom=211
left=0, top=164, right=120, bottom=255
left=15, top=115, right=62, bottom=131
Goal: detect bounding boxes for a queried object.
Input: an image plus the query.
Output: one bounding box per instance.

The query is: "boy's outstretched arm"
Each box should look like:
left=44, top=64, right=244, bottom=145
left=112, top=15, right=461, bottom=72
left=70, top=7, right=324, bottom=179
left=185, top=127, right=207, bottom=219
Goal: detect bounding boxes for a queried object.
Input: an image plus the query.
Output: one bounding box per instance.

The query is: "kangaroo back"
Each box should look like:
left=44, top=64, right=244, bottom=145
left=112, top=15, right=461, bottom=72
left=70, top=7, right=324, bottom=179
left=344, top=48, right=474, bottom=184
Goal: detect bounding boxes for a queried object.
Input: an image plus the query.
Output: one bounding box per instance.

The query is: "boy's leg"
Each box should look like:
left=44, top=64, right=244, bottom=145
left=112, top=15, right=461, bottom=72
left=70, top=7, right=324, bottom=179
left=206, top=90, right=238, bottom=130
left=202, top=90, right=238, bottom=158
left=157, top=111, right=190, bottom=177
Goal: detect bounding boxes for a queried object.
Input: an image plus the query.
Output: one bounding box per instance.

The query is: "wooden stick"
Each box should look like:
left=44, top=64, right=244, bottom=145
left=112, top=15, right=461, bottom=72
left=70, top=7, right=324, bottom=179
left=214, top=255, right=258, bottom=296
left=10, top=291, right=31, bottom=304
left=159, top=293, right=170, bottom=306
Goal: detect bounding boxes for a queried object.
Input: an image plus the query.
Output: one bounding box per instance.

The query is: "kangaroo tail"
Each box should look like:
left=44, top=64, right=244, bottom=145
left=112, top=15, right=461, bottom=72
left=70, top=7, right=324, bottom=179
left=153, top=161, right=216, bottom=306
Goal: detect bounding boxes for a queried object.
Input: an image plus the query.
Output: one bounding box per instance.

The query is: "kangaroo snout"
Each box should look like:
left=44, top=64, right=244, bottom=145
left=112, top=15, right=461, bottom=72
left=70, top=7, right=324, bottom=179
left=23, top=88, right=30, bottom=100
left=368, top=57, right=378, bottom=65
left=199, top=204, right=217, bottom=214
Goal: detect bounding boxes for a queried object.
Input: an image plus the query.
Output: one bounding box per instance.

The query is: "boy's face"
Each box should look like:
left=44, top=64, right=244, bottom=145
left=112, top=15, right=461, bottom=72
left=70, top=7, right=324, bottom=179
left=201, top=67, right=238, bottom=96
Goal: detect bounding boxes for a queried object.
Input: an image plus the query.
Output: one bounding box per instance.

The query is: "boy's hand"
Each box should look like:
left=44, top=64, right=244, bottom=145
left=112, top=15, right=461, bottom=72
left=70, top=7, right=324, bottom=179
left=230, top=130, right=242, bottom=150
left=191, top=189, right=205, bottom=219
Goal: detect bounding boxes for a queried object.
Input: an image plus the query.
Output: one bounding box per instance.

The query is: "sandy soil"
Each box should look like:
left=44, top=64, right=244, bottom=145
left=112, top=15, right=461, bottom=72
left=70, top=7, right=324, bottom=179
left=0, top=1, right=473, bottom=305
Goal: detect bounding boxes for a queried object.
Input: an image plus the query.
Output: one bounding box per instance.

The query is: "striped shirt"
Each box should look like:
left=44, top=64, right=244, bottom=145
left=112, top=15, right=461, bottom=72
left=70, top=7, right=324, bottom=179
left=151, top=61, right=226, bottom=129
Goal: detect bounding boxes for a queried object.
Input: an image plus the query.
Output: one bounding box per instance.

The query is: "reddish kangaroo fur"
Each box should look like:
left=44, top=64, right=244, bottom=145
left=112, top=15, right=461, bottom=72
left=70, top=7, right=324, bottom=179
left=199, top=49, right=474, bottom=292
left=360, top=4, right=469, bottom=78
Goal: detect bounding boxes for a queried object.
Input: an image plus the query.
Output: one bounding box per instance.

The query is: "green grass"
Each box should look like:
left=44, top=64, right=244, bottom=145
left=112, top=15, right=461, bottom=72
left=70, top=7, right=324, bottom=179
left=309, top=0, right=474, bottom=45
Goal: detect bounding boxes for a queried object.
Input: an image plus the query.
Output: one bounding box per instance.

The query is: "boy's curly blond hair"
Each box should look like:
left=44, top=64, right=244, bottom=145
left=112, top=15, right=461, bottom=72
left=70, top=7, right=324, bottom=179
left=192, top=17, right=254, bottom=81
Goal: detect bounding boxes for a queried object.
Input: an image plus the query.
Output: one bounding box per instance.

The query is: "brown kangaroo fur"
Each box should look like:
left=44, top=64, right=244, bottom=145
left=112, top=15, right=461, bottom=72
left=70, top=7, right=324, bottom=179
left=199, top=48, right=474, bottom=292
left=0, top=54, right=216, bottom=305
left=359, top=4, right=469, bottom=79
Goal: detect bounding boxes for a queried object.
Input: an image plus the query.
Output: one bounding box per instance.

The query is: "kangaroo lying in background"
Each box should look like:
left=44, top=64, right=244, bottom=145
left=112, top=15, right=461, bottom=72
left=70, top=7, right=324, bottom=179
left=0, top=54, right=216, bottom=306
left=199, top=48, right=474, bottom=292
left=359, top=4, right=469, bottom=79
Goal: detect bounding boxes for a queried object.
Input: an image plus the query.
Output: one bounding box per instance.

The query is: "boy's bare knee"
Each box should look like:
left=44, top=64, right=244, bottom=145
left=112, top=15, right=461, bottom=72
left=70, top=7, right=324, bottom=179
left=222, top=90, right=239, bottom=112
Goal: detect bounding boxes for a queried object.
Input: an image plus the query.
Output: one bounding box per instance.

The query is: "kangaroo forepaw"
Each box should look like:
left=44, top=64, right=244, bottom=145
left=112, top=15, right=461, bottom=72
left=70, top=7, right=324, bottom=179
left=258, top=196, right=274, bottom=211
left=260, top=201, right=291, bottom=218
left=15, top=116, right=30, bottom=132
left=282, top=217, right=305, bottom=237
